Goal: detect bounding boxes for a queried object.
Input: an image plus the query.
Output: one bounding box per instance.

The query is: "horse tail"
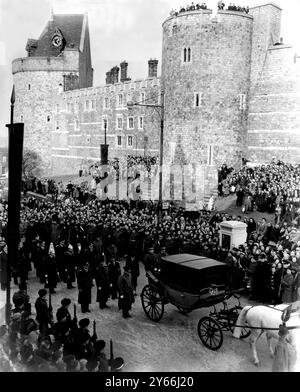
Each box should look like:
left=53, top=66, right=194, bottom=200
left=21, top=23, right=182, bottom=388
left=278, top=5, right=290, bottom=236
left=233, top=305, right=252, bottom=339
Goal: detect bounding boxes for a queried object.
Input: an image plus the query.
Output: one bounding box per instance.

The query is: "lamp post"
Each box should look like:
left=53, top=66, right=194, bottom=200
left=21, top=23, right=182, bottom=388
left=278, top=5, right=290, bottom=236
left=127, top=91, right=164, bottom=224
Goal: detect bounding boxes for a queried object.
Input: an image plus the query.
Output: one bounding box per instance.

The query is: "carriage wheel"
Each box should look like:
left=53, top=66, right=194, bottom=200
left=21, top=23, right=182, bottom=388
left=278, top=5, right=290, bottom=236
left=141, top=284, right=164, bottom=322
left=198, top=316, right=223, bottom=351
left=228, top=306, right=251, bottom=339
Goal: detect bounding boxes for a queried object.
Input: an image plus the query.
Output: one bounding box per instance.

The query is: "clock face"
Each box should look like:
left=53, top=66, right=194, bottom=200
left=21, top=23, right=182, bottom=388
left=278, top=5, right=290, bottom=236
left=52, top=34, right=62, bottom=47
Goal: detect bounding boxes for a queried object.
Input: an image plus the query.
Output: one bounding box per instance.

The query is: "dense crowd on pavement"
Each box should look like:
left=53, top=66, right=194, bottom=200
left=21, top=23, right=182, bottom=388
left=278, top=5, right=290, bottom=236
left=1, top=160, right=300, bottom=371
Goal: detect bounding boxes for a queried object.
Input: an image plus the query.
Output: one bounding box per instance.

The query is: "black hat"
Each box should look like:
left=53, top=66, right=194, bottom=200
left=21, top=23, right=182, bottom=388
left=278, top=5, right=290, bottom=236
left=38, top=289, right=47, bottom=297
left=94, top=340, right=106, bottom=352
left=79, top=318, right=90, bottom=328
left=61, top=298, right=71, bottom=307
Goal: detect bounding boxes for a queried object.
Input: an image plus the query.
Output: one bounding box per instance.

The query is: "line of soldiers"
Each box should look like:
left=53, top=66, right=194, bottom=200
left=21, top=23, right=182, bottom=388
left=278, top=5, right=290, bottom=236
left=1, top=289, right=124, bottom=372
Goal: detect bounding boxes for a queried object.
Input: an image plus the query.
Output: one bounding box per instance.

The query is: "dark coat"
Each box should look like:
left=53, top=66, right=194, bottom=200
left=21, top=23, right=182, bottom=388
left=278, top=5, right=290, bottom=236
left=107, top=260, right=121, bottom=299
left=44, top=255, right=58, bottom=288
left=95, top=265, right=109, bottom=304
left=77, top=268, right=93, bottom=305
left=35, top=297, right=51, bottom=334
left=63, top=250, right=76, bottom=283
left=117, top=272, right=134, bottom=312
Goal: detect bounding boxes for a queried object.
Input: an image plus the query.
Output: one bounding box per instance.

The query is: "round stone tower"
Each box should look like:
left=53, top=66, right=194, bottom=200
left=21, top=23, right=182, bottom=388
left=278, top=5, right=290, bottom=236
left=161, top=9, right=253, bottom=168
left=12, top=56, right=75, bottom=174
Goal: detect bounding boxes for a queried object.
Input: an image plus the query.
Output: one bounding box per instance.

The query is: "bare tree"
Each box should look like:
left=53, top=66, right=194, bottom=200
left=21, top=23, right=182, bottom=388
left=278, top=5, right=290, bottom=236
left=22, top=148, right=42, bottom=180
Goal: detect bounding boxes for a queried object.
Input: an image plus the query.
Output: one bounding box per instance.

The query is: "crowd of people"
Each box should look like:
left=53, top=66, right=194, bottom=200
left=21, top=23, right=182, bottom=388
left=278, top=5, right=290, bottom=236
left=1, top=160, right=300, bottom=371
left=219, top=161, right=300, bottom=220
left=226, top=3, right=249, bottom=13
left=169, top=2, right=250, bottom=15
left=170, top=2, right=208, bottom=16
left=0, top=289, right=119, bottom=372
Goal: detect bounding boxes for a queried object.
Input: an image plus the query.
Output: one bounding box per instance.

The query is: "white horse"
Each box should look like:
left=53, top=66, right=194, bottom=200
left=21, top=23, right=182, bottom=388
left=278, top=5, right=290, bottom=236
left=233, top=304, right=300, bottom=368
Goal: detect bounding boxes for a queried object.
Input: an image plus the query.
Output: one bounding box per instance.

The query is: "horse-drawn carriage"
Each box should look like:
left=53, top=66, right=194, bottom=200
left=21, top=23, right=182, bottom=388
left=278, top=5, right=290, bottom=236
left=141, top=254, right=250, bottom=350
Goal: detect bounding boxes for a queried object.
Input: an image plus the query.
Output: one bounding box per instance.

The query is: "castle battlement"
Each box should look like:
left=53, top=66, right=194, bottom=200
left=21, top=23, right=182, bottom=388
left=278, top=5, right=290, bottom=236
left=12, top=51, right=79, bottom=74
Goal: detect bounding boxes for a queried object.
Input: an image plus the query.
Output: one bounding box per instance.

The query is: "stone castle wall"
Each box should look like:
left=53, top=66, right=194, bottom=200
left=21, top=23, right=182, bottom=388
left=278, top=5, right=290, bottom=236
left=161, top=10, right=253, bottom=169
left=51, top=78, right=161, bottom=175
left=247, top=45, right=300, bottom=163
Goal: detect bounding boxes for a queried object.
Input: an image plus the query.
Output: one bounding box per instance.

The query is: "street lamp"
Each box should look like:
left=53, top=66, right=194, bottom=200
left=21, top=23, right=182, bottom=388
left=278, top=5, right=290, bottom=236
left=127, top=91, right=164, bottom=223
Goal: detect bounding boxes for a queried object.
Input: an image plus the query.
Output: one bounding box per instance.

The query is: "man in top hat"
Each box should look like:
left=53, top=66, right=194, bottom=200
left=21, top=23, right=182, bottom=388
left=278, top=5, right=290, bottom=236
left=117, top=265, right=135, bottom=319
left=35, top=289, right=51, bottom=336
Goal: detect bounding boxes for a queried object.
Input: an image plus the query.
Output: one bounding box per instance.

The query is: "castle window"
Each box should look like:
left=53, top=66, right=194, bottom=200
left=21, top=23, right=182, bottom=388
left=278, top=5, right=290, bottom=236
left=116, top=135, right=122, bottom=147
left=118, top=94, right=123, bottom=107
left=183, top=47, right=192, bottom=63
left=138, top=116, right=144, bottom=130
left=28, top=84, right=31, bottom=90
left=74, top=119, right=79, bottom=131
left=172, top=25, right=178, bottom=36
left=239, top=94, right=247, bottom=111
left=91, top=100, right=96, bottom=110
left=104, top=98, right=110, bottom=109
left=140, top=92, right=146, bottom=104
left=128, top=117, right=134, bottom=130
left=127, top=135, right=133, bottom=148
left=117, top=116, right=123, bottom=130
left=194, top=92, right=202, bottom=107
left=85, top=100, right=90, bottom=111
left=56, top=121, right=59, bottom=130
left=47, top=116, right=50, bottom=122
left=86, top=136, right=91, bottom=143
left=207, top=144, right=214, bottom=166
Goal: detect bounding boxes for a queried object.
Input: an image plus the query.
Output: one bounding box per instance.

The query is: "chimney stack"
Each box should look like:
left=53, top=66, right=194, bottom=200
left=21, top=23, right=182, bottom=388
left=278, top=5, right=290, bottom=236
left=110, top=66, right=120, bottom=84
left=120, top=61, right=131, bottom=83
left=106, top=71, right=112, bottom=85
left=148, top=59, right=158, bottom=78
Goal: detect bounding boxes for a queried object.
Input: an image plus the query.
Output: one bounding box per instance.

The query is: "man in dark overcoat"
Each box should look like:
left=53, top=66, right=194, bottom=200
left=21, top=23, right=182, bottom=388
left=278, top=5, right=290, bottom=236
left=95, top=260, right=110, bottom=309
left=117, top=265, right=134, bottom=318
left=125, top=252, right=140, bottom=295
left=77, top=262, right=93, bottom=313
left=107, top=257, right=121, bottom=300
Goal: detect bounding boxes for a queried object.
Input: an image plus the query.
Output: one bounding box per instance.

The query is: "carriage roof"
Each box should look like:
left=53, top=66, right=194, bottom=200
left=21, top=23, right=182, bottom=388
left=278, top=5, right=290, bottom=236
left=159, top=254, right=227, bottom=294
